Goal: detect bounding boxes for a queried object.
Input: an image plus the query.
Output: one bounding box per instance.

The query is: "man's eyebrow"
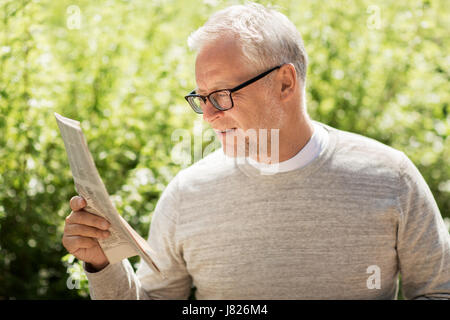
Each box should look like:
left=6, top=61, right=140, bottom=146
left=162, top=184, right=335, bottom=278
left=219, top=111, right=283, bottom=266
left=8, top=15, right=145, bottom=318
left=195, top=82, right=234, bottom=95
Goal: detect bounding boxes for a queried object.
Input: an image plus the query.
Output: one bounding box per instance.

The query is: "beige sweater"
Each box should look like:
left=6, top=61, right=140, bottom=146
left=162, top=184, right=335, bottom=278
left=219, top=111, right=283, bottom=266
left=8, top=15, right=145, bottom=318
left=84, top=121, right=450, bottom=299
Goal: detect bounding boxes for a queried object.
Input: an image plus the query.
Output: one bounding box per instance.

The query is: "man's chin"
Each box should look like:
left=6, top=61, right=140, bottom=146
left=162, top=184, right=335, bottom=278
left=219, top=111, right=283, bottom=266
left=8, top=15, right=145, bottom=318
left=220, top=138, right=277, bottom=164
left=218, top=128, right=277, bottom=161
left=221, top=139, right=253, bottom=159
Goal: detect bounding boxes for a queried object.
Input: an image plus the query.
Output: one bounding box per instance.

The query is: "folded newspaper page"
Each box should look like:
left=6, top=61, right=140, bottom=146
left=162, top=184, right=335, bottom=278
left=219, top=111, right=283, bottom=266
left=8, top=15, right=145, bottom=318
left=55, top=112, right=165, bottom=279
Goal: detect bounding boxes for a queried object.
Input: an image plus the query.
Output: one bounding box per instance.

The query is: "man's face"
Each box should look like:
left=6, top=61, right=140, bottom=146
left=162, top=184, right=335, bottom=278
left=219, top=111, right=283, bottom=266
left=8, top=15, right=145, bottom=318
left=194, top=35, right=283, bottom=158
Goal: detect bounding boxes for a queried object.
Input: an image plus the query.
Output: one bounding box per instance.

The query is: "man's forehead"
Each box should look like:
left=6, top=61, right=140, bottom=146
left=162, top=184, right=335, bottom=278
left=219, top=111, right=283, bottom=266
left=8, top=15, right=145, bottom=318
left=194, top=70, right=239, bottom=94
left=194, top=61, right=251, bottom=94
left=194, top=35, right=250, bottom=93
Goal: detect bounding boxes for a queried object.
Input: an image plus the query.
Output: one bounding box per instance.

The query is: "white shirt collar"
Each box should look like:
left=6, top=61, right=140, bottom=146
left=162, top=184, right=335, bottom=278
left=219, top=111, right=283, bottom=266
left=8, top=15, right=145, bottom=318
left=246, top=121, right=329, bottom=174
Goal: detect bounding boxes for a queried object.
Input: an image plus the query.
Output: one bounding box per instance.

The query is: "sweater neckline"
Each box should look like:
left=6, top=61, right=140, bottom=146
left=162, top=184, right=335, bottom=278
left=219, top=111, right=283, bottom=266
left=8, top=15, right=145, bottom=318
left=245, top=121, right=329, bottom=174
left=228, top=121, right=339, bottom=181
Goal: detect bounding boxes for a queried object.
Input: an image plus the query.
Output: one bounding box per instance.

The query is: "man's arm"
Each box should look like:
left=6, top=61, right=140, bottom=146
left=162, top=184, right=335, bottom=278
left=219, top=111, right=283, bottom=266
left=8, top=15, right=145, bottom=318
left=84, top=174, right=192, bottom=299
left=396, top=152, right=450, bottom=299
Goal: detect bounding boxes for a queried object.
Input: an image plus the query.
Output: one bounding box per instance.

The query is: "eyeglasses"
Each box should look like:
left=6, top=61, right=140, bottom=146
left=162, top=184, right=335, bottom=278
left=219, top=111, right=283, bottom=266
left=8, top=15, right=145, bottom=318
left=184, top=64, right=282, bottom=114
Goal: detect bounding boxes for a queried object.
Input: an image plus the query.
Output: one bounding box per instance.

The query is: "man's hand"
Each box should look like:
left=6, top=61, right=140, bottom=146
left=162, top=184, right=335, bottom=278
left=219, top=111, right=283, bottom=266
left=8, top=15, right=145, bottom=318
left=62, top=196, right=111, bottom=271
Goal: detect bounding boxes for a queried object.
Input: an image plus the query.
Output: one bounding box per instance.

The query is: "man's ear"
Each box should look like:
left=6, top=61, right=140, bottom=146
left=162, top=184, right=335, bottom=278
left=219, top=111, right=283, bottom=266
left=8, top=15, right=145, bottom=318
left=279, top=63, right=297, bottom=102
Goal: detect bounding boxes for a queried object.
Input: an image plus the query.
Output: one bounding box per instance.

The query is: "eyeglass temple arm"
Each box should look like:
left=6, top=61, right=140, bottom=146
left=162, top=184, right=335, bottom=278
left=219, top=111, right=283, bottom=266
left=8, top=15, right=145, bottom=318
left=229, top=65, right=282, bottom=93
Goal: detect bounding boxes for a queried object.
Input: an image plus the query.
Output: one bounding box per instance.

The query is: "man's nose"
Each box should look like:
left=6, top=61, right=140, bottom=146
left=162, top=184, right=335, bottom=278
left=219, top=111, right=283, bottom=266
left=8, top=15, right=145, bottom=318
left=202, top=99, right=223, bottom=123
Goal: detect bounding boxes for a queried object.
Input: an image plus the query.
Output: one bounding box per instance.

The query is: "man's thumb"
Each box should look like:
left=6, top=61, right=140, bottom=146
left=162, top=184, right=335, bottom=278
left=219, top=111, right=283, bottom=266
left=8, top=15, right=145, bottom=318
left=70, top=196, right=86, bottom=211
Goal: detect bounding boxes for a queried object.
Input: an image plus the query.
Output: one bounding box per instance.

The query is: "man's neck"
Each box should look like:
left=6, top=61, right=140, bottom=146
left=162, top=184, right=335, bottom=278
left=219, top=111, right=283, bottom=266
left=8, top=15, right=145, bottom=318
left=253, top=113, right=314, bottom=164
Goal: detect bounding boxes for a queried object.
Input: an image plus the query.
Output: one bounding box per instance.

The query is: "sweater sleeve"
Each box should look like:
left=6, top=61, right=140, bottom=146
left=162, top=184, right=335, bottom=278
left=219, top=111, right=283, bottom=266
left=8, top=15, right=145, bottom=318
left=84, top=175, right=192, bottom=299
left=396, top=152, right=450, bottom=300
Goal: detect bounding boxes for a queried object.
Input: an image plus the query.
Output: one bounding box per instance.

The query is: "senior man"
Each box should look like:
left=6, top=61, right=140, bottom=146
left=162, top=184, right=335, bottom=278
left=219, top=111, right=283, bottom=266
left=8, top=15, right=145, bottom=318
left=62, top=3, right=450, bottom=299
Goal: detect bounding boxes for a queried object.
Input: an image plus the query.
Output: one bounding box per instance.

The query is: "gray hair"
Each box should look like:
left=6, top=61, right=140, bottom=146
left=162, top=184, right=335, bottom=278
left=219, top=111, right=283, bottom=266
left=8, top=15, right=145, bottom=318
left=187, top=2, right=308, bottom=86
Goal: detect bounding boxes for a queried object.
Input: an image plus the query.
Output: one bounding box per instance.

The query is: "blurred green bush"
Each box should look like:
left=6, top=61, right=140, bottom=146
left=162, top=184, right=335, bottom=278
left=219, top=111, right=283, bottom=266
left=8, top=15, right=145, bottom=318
left=0, top=0, right=448, bottom=299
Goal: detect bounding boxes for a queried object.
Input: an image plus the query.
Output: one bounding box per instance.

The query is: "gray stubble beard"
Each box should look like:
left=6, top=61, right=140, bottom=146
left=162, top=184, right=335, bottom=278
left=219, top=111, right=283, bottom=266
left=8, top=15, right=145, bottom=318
left=222, top=128, right=280, bottom=164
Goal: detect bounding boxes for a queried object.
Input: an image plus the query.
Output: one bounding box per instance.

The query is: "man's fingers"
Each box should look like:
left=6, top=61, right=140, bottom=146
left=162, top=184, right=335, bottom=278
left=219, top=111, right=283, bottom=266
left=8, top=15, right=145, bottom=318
left=62, top=235, right=98, bottom=253
left=66, top=210, right=111, bottom=230
left=64, top=223, right=110, bottom=239
left=70, top=196, right=87, bottom=211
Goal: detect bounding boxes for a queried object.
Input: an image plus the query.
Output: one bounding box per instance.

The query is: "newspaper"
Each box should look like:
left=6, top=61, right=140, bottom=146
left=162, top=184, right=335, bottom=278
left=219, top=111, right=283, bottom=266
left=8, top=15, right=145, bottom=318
left=55, top=112, right=165, bottom=279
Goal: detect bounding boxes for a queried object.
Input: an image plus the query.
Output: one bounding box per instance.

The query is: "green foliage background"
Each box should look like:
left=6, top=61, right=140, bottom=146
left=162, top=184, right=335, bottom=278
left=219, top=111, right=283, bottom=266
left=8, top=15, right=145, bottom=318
left=0, top=0, right=448, bottom=299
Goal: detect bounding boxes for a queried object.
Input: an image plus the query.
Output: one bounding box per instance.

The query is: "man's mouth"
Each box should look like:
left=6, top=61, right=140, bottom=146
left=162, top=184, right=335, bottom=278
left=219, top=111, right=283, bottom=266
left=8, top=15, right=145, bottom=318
left=214, top=128, right=237, bottom=135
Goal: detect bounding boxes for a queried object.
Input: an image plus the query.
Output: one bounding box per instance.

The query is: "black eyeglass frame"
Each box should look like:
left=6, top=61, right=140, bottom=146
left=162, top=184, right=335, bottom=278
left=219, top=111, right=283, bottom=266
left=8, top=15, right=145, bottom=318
left=184, top=64, right=283, bottom=114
